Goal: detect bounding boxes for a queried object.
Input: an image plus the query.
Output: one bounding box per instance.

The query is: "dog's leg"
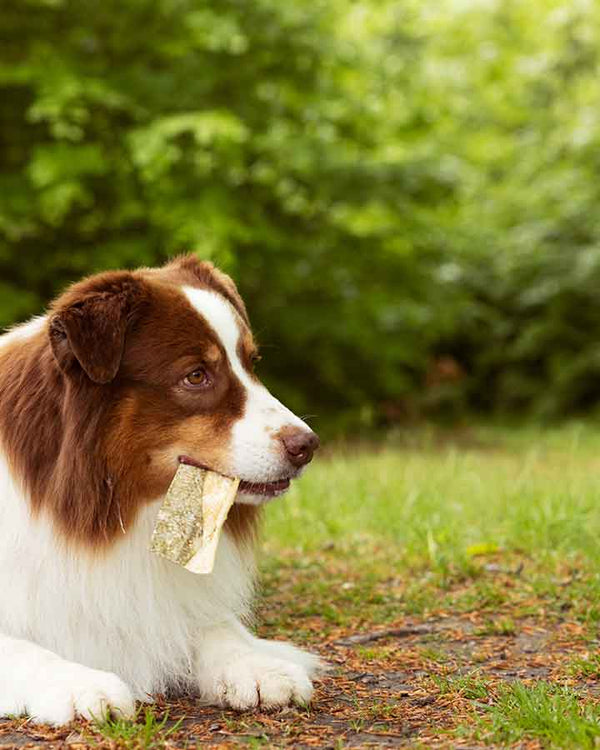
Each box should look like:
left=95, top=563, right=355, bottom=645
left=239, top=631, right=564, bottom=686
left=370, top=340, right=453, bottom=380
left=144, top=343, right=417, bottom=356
left=0, top=633, right=135, bottom=725
left=251, top=637, right=324, bottom=676
left=194, top=618, right=322, bottom=710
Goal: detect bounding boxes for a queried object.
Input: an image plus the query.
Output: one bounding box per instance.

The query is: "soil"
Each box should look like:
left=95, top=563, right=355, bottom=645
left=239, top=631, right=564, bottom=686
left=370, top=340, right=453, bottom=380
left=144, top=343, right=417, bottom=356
left=1, top=610, right=595, bottom=749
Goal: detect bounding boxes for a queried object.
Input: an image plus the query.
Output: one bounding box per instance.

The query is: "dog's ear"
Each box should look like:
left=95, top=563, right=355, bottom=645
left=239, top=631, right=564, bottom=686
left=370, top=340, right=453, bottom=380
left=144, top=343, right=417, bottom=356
left=49, top=274, right=144, bottom=384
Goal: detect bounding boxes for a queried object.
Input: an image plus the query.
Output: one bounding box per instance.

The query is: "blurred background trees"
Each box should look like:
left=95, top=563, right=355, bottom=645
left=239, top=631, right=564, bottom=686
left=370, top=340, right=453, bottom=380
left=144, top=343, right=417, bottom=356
left=1, top=0, right=600, bottom=434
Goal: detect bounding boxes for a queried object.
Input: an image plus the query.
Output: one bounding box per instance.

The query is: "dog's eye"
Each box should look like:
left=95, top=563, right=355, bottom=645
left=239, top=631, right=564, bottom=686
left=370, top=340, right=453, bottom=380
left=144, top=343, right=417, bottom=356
left=184, top=369, right=210, bottom=388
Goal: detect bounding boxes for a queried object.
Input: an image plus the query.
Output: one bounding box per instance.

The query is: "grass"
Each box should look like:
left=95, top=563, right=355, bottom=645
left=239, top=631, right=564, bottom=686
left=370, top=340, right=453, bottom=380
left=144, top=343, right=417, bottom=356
left=89, top=707, right=181, bottom=749
left=264, top=421, right=600, bottom=569
left=431, top=673, right=490, bottom=701
left=7, top=421, right=600, bottom=749
left=255, top=424, right=600, bottom=653
left=260, top=421, right=600, bottom=747
left=479, top=682, right=600, bottom=748
left=475, top=617, right=517, bottom=637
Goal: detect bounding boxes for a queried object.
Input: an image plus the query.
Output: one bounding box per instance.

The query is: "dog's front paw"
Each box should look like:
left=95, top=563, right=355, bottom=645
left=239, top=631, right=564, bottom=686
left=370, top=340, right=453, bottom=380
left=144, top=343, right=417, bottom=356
left=2, top=662, right=135, bottom=726
left=198, top=651, right=313, bottom=710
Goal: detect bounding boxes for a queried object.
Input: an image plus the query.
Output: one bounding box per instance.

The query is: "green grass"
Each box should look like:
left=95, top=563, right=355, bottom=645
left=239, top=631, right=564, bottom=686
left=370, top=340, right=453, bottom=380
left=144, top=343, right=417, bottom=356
left=265, top=422, right=600, bottom=568
left=568, top=653, right=600, bottom=679
left=86, top=423, right=600, bottom=749
left=90, top=707, right=181, bottom=749
left=261, top=423, right=600, bottom=747
left=479, top=682, right=600, bottom=748
left=432, top=672, right=490, bottom=701
left=260, top=422, right=600, bottom=638
left=475, top=617, right=517, bottom=637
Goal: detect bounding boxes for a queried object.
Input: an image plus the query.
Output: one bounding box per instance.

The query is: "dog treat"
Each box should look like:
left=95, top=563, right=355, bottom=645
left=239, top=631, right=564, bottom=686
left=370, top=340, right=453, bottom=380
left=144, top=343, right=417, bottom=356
left=150, top=463, right=239, bottom=574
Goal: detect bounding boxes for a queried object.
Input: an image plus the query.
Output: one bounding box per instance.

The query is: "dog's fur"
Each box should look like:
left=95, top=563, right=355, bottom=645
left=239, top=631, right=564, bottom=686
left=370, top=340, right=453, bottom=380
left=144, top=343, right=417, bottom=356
left=0, top=256, right=320, bottom=725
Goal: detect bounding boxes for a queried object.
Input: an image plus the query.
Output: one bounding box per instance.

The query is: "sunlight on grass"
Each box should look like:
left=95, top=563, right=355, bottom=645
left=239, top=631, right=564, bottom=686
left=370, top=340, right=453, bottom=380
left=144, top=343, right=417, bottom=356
left=264, top=422, right=600, bottom=571
left=258, top=423, right=600, bottom=631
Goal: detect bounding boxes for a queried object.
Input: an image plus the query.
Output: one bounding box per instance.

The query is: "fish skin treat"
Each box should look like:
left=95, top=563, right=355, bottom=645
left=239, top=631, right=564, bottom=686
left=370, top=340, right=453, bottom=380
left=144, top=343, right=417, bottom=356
left=150, top=463, right=240, bottom=574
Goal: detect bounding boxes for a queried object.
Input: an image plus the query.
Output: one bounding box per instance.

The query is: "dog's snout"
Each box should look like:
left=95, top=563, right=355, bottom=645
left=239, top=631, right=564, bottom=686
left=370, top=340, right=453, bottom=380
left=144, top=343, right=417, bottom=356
left=280, top=427, right=320, bottom=468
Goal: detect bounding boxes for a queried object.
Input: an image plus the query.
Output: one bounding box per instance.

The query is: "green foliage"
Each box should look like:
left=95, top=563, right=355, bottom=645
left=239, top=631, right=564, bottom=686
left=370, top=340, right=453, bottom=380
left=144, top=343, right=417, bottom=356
left=413, top=0, right=600, bottom=420
left=2, top=0, right=600, bottom=432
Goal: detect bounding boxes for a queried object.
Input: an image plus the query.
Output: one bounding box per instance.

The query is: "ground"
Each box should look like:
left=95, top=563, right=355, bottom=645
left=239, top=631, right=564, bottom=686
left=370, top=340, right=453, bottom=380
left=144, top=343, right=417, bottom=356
left=3, top=423, right=600, bottom=749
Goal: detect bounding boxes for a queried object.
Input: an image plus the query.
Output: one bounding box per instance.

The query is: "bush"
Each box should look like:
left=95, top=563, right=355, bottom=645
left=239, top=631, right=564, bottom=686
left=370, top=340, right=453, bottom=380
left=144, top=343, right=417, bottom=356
left=2, top=0, right=600, bottom=432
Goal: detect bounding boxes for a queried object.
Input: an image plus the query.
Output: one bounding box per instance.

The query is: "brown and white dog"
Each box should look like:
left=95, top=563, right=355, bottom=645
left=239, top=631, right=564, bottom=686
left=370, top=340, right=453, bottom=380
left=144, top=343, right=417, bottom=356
left=0, top=255, right=320, bottom=725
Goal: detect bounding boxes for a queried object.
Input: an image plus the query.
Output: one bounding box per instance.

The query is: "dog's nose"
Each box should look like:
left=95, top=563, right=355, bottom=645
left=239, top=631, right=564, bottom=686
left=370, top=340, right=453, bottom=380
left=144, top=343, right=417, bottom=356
left=280, top=427, right=320, bottom=468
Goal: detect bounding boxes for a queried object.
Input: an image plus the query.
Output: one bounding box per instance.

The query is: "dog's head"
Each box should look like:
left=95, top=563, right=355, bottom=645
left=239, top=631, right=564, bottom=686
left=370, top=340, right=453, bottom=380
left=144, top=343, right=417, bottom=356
left=46, top=255, right=318, bottom=531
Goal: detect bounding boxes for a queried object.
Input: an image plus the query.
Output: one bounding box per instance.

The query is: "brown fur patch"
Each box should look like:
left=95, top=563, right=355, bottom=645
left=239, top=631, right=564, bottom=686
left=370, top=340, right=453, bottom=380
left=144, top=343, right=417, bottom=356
left=146, top=255, right=250, bottom=325
left=0, top=258, right=261, bottom=549
left=224, top=504, right=261, bottom=545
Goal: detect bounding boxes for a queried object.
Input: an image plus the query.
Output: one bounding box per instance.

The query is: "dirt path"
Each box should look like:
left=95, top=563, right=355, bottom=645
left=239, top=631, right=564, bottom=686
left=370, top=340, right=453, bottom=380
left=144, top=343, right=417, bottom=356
left=1, top=608, right=595, bottom=749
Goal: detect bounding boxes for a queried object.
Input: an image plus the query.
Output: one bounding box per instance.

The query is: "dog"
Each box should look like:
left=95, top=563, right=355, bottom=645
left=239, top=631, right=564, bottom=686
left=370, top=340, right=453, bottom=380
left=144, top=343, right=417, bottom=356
left=0, top=255, right=320, bottom=725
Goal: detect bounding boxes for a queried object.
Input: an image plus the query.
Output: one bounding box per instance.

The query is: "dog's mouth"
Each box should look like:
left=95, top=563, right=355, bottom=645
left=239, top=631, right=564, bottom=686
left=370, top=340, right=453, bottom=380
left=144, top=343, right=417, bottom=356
left=178, top=456, right=292, bottom=498
left=237, top=478, right=291, bottom=497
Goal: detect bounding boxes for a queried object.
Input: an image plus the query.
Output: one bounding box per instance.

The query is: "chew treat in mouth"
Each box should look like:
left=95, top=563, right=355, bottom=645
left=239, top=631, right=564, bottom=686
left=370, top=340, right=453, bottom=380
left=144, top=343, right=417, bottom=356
left=150, top=463, right=240, bottom=574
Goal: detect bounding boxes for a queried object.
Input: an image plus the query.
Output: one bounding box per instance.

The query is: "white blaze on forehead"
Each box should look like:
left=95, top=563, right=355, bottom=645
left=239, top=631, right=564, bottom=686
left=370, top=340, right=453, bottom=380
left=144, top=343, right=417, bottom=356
left=181, top=286, right=308, bottom=484
left=182, top=286, right=252, bottom=389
